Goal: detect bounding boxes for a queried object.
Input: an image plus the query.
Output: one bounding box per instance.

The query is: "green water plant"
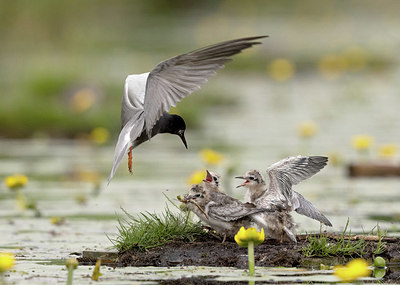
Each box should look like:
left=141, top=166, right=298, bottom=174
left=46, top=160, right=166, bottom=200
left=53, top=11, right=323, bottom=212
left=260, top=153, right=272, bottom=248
left=302, top=219, right=366, bottom=257
left=91, top=259, right=102, bottom=281
left=373, top=225, right=387, bottom=255
left=111, top=206, right=206, bottom=251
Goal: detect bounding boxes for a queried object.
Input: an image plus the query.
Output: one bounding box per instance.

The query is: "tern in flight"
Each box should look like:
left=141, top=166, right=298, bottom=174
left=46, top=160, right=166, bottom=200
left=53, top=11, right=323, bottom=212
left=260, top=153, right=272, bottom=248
left=108, top=36, right=267, bottom=183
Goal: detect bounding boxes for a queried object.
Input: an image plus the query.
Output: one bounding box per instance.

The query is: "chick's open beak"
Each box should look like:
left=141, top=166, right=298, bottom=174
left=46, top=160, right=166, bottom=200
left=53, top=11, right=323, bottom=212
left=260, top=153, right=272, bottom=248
left=203, top=170, right=213, bottom=183
left=234, top=176, right=248, bottom=188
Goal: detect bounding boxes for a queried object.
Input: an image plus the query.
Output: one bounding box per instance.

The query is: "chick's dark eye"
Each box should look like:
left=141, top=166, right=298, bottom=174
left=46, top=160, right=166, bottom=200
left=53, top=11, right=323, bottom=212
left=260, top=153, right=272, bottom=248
left=213, top=177, right=218, bottom=181
left=194, top=194, right=201, bottom=198
left=248, top=177, right=255, bottom=181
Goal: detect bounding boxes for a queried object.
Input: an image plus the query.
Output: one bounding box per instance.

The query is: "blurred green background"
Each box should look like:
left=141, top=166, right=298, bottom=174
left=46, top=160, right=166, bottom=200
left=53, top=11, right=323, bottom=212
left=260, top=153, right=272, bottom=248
left=0, top=0, right=399, bottom=140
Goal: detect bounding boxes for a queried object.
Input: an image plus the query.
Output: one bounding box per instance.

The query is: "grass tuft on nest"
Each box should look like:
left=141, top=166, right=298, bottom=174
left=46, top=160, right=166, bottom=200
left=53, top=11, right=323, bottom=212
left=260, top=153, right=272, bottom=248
left=302, top=219, right=366, bottom=257
left=111, top=205, right=206, bottom=252
left=301, top=218, right=386, bottom=257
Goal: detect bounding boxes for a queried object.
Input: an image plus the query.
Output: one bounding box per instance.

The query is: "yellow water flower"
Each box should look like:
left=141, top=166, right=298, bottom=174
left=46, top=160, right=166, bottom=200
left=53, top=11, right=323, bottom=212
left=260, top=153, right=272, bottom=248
left=187, top=169, right=206, bottom=185
left=90, top=127, right=110, bottom=145
left=5, top=174, right=28, bottom=190
left=51, top=216, right=66, bottom=226
left=234, top=227, right=265, bottom=247
left=70, top=88, right=96, bottom=113
left=297, top=121, right=318, bottom=138
left=268, top=58, right=295, bottom=81
left=0, top=252, right=15, bottom=272
left=318, top=54, right=347, bottom=79
left=351, top=135, right=374, bottom=151
left=342, top=46, right=368, bottom=72
left=200, top=149, right=224, bottom=166
left=334, top=258, right=371, bottom=282
left=235, top=227, right=265, bottom=276
left=379, top=144, right=398, bottom=158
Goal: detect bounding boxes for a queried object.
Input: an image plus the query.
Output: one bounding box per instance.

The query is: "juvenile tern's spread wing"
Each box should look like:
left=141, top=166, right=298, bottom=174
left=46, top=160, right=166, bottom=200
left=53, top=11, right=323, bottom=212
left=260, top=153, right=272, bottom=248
left=143, top=36, right=267, bottom=136
left=292, top=191, right=332, bottom=226
left=267, top=156, right=328, bottom=205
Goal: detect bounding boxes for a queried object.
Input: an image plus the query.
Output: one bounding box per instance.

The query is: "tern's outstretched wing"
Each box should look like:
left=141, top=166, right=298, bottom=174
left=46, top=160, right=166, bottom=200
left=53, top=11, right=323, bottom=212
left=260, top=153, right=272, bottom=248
left=266, top=156, right=328, bottom=206
left=108, top=112, right=144, bottom=184
left=143, top=36, right=267, bottom=136
left=292, top=191, right=332, bottom=226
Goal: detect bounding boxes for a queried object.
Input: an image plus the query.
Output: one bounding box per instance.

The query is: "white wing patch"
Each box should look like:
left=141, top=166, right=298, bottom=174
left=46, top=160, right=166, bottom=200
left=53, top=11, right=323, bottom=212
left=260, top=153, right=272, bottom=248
left=121, top=73, right=149, bottom=127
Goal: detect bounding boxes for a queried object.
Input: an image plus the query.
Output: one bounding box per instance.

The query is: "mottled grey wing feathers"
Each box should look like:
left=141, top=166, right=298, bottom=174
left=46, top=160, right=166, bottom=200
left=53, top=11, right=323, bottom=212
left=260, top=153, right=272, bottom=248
left=143, top=36, right=267, bottom=135
left=267, top=156, right=328, bottom=202
left=208, top=202, right=265, bottom=222
left=292, top=191, right=332, bottom=226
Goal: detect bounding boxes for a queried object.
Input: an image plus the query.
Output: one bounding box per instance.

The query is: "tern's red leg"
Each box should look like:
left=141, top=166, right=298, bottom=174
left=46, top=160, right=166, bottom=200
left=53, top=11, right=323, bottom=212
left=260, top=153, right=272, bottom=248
left=128, top=146, right=133, bottom=174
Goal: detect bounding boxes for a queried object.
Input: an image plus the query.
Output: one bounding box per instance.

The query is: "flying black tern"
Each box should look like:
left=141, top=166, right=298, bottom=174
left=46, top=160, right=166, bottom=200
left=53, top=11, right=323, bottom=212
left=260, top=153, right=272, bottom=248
left=108, top=36, right=267, bottom=183
left=235, top=156, right=332, bottom=228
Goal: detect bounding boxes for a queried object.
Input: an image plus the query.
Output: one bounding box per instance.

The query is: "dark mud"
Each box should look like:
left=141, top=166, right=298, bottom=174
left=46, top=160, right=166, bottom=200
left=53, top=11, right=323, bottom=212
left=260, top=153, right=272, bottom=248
left=117, top=235, right=400, bottom=268
left=80, top=234, right=400, bottom=283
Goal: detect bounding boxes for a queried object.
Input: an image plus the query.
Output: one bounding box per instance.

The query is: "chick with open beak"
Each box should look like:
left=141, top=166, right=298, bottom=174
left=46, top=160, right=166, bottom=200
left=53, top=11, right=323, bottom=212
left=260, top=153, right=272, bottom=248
left=180, top=170, right=272, bottom=242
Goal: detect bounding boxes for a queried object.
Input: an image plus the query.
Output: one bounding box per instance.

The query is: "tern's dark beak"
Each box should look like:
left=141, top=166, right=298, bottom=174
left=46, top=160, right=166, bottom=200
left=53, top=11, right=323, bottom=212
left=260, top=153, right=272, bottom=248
left=178, top=131, right=188, bottom=149
left=235, top=176, right=246, bottom=180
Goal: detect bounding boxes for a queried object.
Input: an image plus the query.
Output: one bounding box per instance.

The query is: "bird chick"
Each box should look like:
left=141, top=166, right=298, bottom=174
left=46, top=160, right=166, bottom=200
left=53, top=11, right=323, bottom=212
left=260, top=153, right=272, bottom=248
left=236, top=156, right=332, bottom=243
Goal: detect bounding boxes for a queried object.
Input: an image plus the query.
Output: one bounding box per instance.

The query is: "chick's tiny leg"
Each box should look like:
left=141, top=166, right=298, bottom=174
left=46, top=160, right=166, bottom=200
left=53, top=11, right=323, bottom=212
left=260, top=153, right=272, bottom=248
left=222, top=234, right=227, bottom=243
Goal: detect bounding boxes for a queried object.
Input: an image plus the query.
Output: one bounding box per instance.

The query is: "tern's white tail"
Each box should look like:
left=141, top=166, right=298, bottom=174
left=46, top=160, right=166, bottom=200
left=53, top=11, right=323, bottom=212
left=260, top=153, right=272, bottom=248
left=108, top=112, right=144, bottom=184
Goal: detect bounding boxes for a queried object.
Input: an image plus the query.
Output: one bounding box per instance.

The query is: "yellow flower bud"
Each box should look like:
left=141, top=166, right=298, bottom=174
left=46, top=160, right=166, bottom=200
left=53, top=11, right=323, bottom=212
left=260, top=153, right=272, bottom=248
left=379, top=144, right=398, bottom=158
left=200, top=149, right=224, bottom=166
left=351, top=135, right=374, bottom=151
left=5, top=175, right=28, bottom=190
left=297, top=121, right=318, bottom=138
left=0, top=252, right=15, bottom=272
left=234, top=227, right=265, bottom=247
left=66, top=258, right=78, bottom=270
left=268, top=58, right=295, bottom=81
left=334, top=258, right=371, bottom=282
left=90, top=127, right=110, bottom=145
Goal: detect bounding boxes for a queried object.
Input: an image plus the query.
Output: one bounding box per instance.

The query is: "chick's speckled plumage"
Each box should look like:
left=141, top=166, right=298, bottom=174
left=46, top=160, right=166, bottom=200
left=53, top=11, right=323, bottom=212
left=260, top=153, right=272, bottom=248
left=183, top=172, right=271, bottom=241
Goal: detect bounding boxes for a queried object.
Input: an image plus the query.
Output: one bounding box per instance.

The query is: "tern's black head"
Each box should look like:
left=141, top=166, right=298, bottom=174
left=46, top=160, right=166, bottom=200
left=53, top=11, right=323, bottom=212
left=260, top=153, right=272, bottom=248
left=163, top=114, right=187, bottom=149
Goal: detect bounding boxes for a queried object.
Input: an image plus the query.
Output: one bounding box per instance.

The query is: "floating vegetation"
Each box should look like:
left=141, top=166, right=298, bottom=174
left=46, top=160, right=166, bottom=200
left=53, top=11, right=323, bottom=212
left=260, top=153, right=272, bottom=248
left=111, top=206, right=207, bottom=251
left=302, top=219, right=366, bottom=257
